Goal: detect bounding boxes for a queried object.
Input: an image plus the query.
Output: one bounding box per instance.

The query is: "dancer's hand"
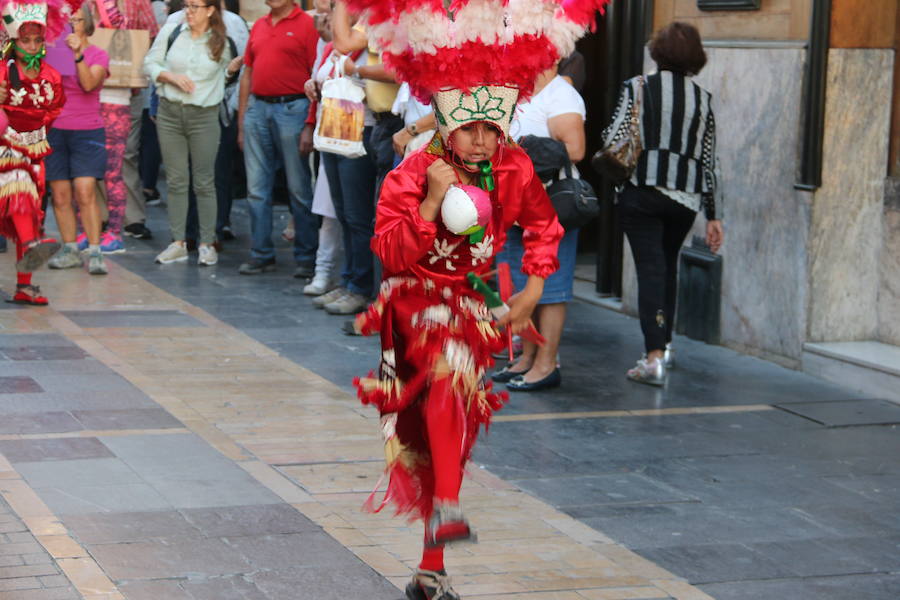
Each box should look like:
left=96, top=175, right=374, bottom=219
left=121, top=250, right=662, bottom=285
left=420, top=159, right=456, bottom=221
left=0, top=80, right=8, bottom=104
left=498, top=276, right=543, bottom=334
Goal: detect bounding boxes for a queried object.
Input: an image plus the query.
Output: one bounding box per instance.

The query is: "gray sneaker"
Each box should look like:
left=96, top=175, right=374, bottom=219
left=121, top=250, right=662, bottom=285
left=324, top=291, right=369, bottom=315
left=88, top=252, right=108, bottom=275
left=48, top=245, right=83, bottom=269
left=312, top=286, right=347, bottom=309
left=626, top=356, right=666, bottom=387
left=155, top=242, right=188, bottom=264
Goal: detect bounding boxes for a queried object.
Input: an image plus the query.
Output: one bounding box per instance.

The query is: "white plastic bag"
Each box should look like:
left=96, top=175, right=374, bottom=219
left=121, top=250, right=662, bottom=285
left=313, top=56, right=367, bottom=158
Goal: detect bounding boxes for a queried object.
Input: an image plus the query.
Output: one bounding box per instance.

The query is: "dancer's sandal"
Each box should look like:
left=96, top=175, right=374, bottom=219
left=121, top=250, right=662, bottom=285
left=15, top=238, right=61, bottom=273
left=426, top=501, right=477, bottom=548
left=8, top=284, right=49, bottom=306
left=405, top=569, right=461, bottom=600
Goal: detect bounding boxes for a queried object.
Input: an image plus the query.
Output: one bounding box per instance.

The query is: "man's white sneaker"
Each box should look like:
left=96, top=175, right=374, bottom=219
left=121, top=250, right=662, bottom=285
left=198, top=244, right=218, bottom=266
left=155, top=242, right=188, bottom=264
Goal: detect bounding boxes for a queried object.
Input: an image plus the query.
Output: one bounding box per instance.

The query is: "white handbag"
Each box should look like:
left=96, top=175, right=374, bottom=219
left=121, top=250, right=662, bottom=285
left=313, top=56, right=367, bottom=158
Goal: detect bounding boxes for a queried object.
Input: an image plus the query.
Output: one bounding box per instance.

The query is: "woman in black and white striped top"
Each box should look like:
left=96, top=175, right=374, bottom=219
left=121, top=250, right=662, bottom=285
left=602, top=22, right=724, bottom=386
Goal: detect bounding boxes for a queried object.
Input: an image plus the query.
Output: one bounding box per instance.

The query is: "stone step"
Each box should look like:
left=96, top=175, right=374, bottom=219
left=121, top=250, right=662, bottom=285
left=802, top=341, right=900, bottom=401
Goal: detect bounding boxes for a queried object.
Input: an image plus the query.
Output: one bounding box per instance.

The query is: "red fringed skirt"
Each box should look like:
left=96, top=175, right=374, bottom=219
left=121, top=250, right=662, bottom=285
left=354, top=276, right=508, bottom=521
left=0, top=131, right=50, bottom=241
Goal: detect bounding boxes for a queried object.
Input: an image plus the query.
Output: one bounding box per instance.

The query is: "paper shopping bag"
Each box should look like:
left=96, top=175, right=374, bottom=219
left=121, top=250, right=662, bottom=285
left=89, top=28, right=150, bottom=88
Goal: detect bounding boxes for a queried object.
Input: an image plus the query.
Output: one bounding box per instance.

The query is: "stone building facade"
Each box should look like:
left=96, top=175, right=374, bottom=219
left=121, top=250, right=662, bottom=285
left=604, top=0, right=898, bottom=396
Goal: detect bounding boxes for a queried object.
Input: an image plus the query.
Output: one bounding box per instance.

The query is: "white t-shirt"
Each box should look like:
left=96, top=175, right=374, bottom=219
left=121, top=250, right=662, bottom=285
left=392, top=82, right=432, bottom=127
left=510, top=75, right=586, bottom=140
left=100, top=88, right=132, bottom=106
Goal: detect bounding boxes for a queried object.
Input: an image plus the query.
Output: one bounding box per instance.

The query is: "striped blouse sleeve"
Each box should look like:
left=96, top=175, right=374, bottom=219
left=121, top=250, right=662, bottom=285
left=700, top=107, right=721, bottom=221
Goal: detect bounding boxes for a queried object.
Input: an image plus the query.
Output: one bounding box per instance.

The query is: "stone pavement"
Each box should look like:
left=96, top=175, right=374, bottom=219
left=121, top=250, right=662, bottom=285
left=0, top=493, right=78, bottom=599
left=0, top=198, right=898, bottom=600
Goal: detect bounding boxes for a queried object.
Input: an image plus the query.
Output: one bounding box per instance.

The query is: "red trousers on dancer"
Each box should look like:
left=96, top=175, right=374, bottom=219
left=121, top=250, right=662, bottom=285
left=7, top=212, right=39, bottom=287
left=420, top=373, right=464, bottom=571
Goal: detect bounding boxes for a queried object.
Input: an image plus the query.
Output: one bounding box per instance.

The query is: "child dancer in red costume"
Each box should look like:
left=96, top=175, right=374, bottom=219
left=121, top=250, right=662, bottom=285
left=347, top=1, right=609, bottom=597
left=0, top=0, right=73, bottom=304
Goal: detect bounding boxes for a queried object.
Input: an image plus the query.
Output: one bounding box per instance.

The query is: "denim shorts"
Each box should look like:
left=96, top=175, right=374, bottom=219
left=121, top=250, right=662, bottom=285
left=46, top=127, right=107, bottom=181
left=497, top=225, right=579, bottom=304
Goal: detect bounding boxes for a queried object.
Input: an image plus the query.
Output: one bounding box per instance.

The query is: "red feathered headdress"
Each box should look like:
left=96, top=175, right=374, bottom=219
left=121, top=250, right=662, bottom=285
left=342, top=0, right=610, bottom=104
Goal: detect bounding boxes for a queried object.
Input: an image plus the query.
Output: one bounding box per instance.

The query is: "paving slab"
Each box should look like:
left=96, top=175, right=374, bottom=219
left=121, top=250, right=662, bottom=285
left=179, top=504, right=321, bottom=537
left=699, top=573, right=900, bottom=600
left=776, top=398, right=900, bottom=426
left=70, top=408, right=183, bottom=430
left=35, top=483, right=173, bottom=515
left=64, top=510, right=200, bottom=544
left=0, top=346, right=88, bottom=361
left=0, top=438, right=113, bottom=463
left=0, top=411, right=80, bottom=434
left=15, top=458, right=143, bottom=489
left=60, top=309, right=204, bottom=329
left=0, top=376, right=43, bottom=394
left=86, top=535, right=253, bottom=580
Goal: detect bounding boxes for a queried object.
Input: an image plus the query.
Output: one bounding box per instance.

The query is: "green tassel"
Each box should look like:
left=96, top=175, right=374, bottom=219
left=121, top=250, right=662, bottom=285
left=468, top=228, right=485, bottom=244
left=464, top=159, right=495, bottom=192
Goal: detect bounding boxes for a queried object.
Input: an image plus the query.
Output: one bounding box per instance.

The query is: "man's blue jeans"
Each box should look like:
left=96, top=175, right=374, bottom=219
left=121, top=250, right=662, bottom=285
left=243, top=97, right=317, bottom=265
left=321, top=127, right=376, bottom=297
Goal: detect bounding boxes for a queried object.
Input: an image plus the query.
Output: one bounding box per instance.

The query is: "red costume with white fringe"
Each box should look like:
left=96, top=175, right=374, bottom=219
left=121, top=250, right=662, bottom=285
left=0, top=59, right=64, bottom=240
left=355, top=138, right=562, bottom=518
left=0, top=0, right=79, bottom=305
left=346, top=1, right=609, bottom=597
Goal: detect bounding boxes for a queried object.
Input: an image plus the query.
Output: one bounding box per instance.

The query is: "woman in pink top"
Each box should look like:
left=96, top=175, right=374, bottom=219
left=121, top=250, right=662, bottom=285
left=46, top=5, right=110, bottom=275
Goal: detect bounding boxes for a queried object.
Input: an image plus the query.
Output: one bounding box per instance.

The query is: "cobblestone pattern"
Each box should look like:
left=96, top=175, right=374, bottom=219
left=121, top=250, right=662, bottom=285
left=0, top=497, right=78, bottom=599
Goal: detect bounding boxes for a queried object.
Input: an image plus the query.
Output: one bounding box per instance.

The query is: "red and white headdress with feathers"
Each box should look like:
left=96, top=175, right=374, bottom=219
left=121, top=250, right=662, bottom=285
left=1, top=0, right=83, bottom=42
left=342, top=0, right=610, bottom=139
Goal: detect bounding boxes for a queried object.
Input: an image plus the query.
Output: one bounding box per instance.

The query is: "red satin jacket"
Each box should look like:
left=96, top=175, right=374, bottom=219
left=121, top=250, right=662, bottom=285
left=0, top=59, right=65, bottom=137
left=372, top=142, right=563, bottom=285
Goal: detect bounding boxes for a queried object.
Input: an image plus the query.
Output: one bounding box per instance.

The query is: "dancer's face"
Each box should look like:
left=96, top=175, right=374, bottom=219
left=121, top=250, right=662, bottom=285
left=16, top=24, right=45, bottom=57
left=451, top=122, right=500, bottom=164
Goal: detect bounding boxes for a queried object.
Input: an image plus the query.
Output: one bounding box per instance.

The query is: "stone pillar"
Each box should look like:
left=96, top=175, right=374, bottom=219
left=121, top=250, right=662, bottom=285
left=805, top=0, right=896, bottom=343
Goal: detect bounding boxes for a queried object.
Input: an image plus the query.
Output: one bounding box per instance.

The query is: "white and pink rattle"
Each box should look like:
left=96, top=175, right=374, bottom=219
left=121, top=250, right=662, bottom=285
left=440, top=184, right=491, bottom=243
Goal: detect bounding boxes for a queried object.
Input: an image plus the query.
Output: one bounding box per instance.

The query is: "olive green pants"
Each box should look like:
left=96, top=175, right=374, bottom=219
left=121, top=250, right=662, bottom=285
left=156, top=99, right=220, bottom=244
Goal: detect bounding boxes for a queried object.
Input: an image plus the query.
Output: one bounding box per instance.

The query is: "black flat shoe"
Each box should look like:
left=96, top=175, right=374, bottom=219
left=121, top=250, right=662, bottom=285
left=506, top=368, right=561, bottom=392
left=491, top=365, right=528, bottom=383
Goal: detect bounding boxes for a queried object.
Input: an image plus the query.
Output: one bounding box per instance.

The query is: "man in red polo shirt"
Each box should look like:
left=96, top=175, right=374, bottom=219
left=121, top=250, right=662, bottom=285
left=237, top=0, right=319, bottom=277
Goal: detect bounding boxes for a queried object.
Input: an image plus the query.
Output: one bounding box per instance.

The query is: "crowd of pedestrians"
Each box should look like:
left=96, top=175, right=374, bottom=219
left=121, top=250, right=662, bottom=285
left=0, top=0, right=722, bottom=389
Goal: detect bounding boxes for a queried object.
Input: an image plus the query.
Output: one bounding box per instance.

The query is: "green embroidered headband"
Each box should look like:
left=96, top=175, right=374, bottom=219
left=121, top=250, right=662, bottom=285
left=432, top=85, right=519, bottom=142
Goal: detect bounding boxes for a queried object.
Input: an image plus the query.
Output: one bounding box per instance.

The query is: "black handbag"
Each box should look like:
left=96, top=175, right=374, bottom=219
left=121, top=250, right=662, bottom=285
left=547, top=164, right=600, bottom=231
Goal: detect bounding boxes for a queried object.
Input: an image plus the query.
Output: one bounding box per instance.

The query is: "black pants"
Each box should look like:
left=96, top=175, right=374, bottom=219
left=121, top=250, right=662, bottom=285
left=139, top=109, right=161, bottom=191
left=618, top=185, right=696, bottom=353
left=370, top=114, right=404, bottom=201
